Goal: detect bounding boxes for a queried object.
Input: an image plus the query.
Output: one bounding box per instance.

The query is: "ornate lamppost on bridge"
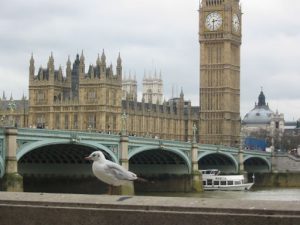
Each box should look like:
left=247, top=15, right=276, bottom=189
left=192, top=123, right=197, bottom=144
left=121, top=112, right=127, bottom=136
left=7, top=100, right=16, bottom=127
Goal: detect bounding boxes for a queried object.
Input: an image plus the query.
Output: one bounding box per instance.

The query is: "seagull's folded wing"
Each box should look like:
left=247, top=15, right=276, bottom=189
left=105, top=162, right=137, bottom=181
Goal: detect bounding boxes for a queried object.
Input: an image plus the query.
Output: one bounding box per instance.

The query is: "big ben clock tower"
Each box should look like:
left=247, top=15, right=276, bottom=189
left=199, top=0, right=241, bottom=146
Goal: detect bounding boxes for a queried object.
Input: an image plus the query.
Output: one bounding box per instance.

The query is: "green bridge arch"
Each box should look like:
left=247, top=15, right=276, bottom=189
left=198, top=151, right=239, bottom=173
left=129, top=146, right=192, bottom=174
left=17, top=140, right=119, bottom=163
left=244, top=155, right=271, bottom=172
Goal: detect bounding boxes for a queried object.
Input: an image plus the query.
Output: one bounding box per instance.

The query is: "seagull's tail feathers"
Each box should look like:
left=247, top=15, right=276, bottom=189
left=127, top=171, right=138, bottom=181
left=136, top=177, right=154, bottom=184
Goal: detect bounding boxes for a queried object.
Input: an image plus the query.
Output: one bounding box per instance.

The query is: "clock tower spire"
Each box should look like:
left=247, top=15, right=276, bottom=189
left=199, top=0, right=242, bottom=146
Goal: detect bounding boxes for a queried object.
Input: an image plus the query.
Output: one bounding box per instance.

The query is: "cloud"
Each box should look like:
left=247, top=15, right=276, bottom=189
left=0, top=0, right=300, bottom=121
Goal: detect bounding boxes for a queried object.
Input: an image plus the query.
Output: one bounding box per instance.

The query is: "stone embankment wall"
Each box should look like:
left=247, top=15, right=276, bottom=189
left=275, top=154, right=300, bottom=172
left=0, top=192, right=299, bottom=225
left=254, top=173, right=300, bottom=187
left=251, top=154, right=300, bottom=187
left=249, top=154, right=300, bottom=188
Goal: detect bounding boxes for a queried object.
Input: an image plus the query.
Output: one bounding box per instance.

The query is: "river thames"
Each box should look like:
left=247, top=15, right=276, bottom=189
left=138, top=188, right=300, bottom=201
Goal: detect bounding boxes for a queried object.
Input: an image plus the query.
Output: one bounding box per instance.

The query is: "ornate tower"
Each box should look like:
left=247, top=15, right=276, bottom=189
left=199, top=0, right=241, bottom=146
left=122, top=73, right=137, bottom=101
left=142, top=71, right=163, bottom=104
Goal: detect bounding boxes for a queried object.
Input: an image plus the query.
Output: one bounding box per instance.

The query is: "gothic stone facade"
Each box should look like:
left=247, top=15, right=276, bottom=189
left=27, top=51, right=199, bottom=142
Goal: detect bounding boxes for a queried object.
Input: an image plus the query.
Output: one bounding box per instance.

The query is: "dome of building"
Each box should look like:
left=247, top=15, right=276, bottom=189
left=242, top=91, right=274, bottom=125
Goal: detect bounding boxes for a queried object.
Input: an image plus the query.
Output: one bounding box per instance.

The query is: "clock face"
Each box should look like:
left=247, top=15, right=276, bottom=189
left=232, top=14, right=240, bottom=32
left=205, top=12, right=222, bottom=31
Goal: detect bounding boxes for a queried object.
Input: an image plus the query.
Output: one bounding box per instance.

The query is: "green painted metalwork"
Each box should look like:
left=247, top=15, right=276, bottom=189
left=0, top=128, right=273, bottom=178
left=128, top=145, right=192, bottom=173
left=244, top=154, right=271, bottom=171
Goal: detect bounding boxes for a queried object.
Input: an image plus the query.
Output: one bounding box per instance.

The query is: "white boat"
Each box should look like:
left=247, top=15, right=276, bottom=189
left=200, top=169, right=254, bottom=191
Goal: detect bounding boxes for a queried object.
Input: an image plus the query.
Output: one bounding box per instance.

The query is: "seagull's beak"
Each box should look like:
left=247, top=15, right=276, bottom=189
left=84, top=156, right=92, bottom=160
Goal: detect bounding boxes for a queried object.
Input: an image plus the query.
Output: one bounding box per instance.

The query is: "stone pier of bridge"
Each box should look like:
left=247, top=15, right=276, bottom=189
left=1, top=128, right=23, bottom=192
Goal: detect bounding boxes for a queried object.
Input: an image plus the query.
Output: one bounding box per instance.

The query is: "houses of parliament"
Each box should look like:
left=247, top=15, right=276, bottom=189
left=0, top=0, right=242, bottom=146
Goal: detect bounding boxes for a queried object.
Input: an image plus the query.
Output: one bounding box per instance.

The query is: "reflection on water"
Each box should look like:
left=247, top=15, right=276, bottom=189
left=138, top=188, right=300, bottom=201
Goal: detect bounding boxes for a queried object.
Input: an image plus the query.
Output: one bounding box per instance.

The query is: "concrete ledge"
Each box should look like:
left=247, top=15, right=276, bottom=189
left=0, top=192, right=299, bottom=225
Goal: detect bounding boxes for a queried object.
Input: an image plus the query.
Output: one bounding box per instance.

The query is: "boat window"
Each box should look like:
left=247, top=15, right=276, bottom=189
left=227, top=181, right=233, bottom=185
left=235, top=181, right=242, bottom=185
left=214, top=181, right=219, bottom=186
left=207, top=179, right=213, bottom=185
left=202, top=181, right=206, bottom=185
left=220, top=181, right=226, bottom=185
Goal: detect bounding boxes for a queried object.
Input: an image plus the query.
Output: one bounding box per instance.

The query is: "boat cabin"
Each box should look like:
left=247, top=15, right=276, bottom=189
left=200, top=169, right=253, bottom=191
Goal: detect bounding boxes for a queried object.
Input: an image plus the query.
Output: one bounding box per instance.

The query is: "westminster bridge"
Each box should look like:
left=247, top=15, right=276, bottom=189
left=0, top=127, right=274, bottom=192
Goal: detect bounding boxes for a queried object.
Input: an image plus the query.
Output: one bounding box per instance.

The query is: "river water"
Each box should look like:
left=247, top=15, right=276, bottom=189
left=138, top=188, right=300, bottom=201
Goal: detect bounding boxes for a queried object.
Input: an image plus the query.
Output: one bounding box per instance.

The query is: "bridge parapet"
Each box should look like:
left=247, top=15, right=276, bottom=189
left=128, top=136, right=192, bottom=157
left=17, top=128, right=120, bottom=141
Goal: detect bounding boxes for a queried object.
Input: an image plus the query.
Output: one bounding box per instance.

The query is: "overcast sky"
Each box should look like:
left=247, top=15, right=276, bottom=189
left=0, top=0, right=300, bottom=121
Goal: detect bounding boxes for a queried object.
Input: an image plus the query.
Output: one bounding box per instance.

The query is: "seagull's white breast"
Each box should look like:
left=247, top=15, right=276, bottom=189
left=92, top=161, right=126, bottom=186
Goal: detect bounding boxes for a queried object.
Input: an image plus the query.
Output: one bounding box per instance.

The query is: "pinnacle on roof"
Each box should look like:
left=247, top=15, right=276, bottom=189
left=101, top=49, right=106, bottom=62
left=67, top=55, right=71, bottom=68
left=117, top=52, right=122, bottom=65
left=2, top=91, right=6, bottom=100
left=180, top=87, right=184, bottom=98
left=22, top=93, right=26, bottom=100
left=48, top=52, right=54, bottom=64
left=30, top=53, right=34, bottom=63
left=80, top=50, right=85, bottom=62
left=96, top=53, right=101, bottom=65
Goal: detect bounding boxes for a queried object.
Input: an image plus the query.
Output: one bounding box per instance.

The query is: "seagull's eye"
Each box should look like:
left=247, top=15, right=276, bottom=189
left=92, top=154, right=96, bottom=157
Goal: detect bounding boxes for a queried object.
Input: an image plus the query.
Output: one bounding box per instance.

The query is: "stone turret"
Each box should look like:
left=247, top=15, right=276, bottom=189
left=29, top=54, right=35, bottom=81
left=79, top=51, right=85, bottom=76
left=47, top=52, right=54, bottom=74
left=142, top=70, right=163, bottom=104
left=96, top=53, right=101, bottom=66
left=71, top=54, right=80, bottom=98
left=100, top=50, right=106, bottom=76
left=116, top=52, right=122, bottom=77
left=122, top=72, right=137, bottom=101
left=2, top=91, right=6, bottom=100
left=66, top=56, right=72, bottom=87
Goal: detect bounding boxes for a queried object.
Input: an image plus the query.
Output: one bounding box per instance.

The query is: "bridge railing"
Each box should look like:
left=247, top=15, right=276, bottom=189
left=17, top=128, right=121, bottom=141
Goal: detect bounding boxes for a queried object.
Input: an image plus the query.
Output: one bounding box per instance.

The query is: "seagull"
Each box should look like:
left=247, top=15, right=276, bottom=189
left=85, top=151, right=138, bottom=187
